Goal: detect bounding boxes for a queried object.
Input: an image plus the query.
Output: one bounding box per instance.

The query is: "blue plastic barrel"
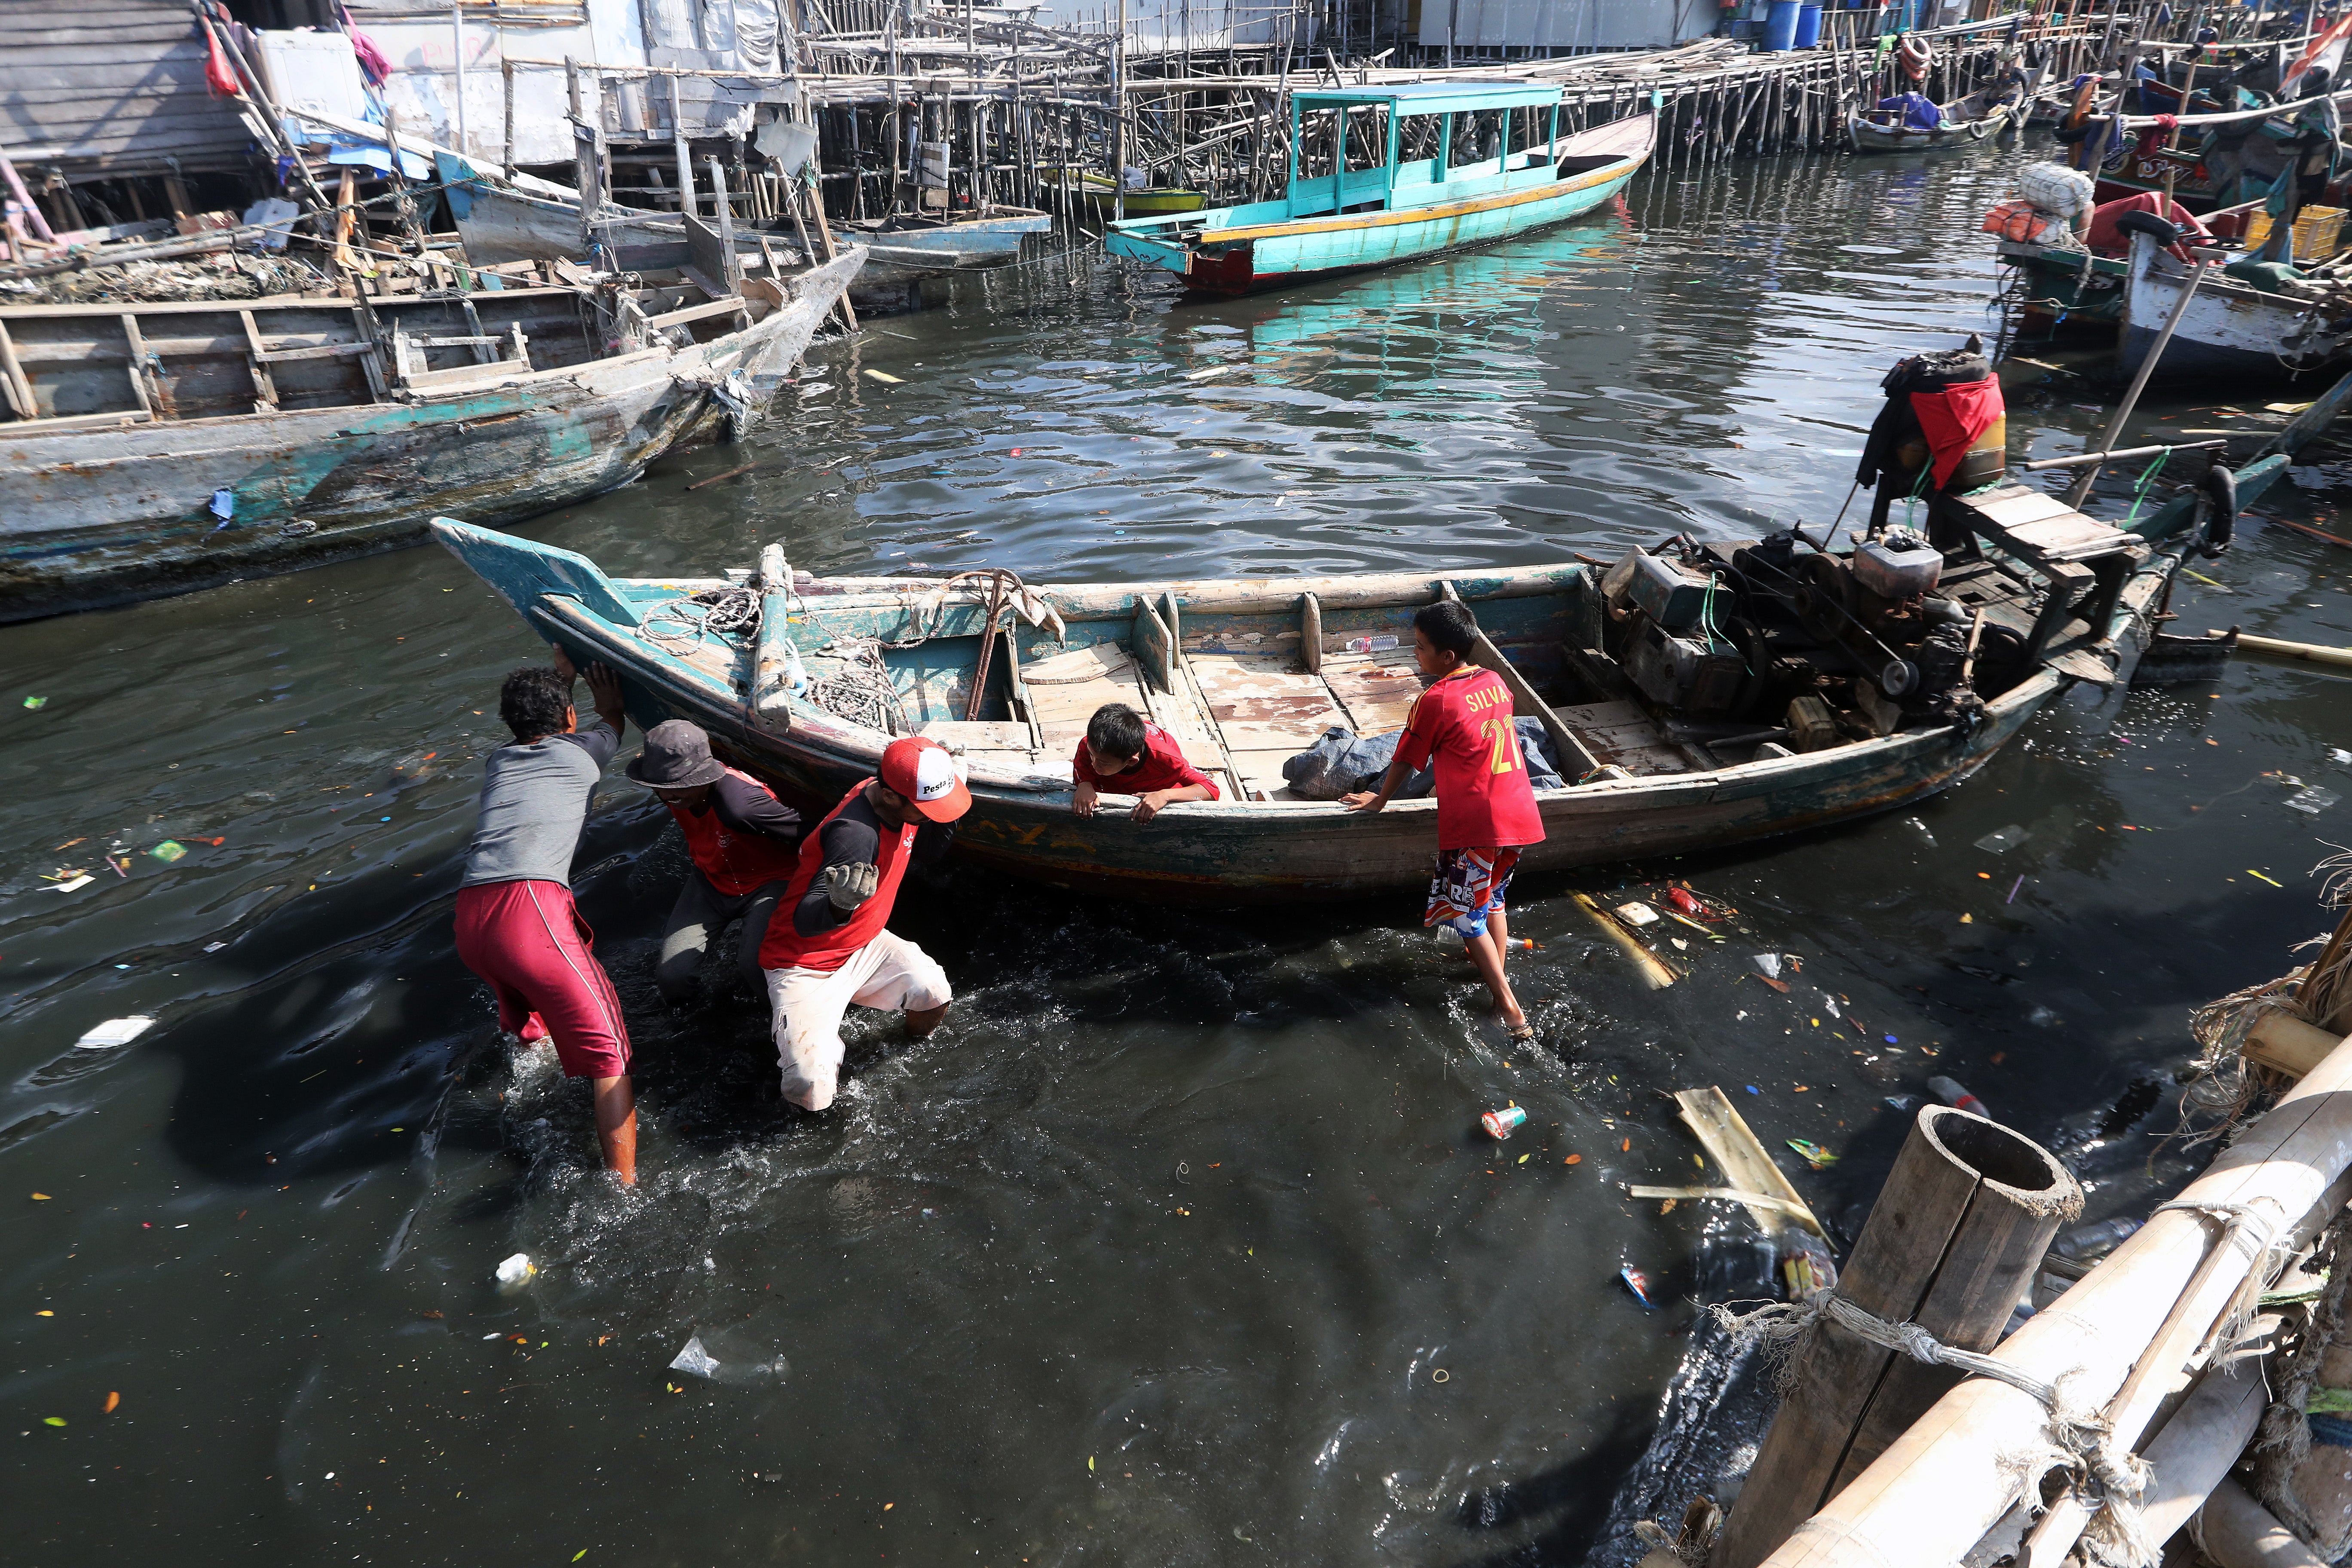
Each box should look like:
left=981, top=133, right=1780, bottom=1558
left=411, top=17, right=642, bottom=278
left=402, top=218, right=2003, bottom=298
left=1763, top=0, right=1803, bottom=49
left=1794, top=2, right=1823, bottom=45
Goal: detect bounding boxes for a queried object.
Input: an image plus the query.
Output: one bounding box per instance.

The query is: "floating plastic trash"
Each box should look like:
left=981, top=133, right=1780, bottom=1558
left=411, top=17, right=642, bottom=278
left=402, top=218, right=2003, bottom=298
left=1786, top=1138, right=1839, bottom=1169
left=668, top=1327, right=790, bottom=1385
left=1750, top=953, right=1782, bottom=979
left=1974, top=824, right=2030, bottom=853
left=1885, top=1094, right=1921, bottom=1111
left=22, top=695, right=46, bottom=710
left=75, top=1016, right=156, bottom=1050
left=494, top=1253, right=536, bottom=1288
left=1481, top=1105, right=1528, bottom=1139
left=1619, top=1266, right=1657, bottom=1310
left=1616, top=901, right=1659, bottom=926
left=2287, top=786, right=2341, bottom=816
left=2332, top=748, right=2352, bottom=766
left=148, top=841, right=187, bottom=863
left=1928, top=1075, right=1989, bottom=1119
left=49, top=875, right=93, bottom=894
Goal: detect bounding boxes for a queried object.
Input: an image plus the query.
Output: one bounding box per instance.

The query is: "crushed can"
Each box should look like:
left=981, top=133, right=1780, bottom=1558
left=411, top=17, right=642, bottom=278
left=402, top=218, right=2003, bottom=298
left=1620, top=1266, right=1658, bottom=1310
left=1481, top=1105, right=1528, bottom=1139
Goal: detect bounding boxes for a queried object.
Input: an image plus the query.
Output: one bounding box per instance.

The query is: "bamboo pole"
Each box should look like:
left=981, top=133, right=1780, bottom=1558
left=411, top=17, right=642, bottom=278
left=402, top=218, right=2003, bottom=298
left=1716, top=1109, right=2080, bottom=1568
left=2220, top=630, right=2352, bottom=670
left=1758, top=1026, right=2352, bottom=1568
left=1570, top=893, right=1678, bottom=989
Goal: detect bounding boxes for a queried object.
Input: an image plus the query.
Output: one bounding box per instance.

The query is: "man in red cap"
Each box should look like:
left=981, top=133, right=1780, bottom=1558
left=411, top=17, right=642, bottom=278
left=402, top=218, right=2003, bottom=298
left=759, top=735, right=971, bottom=1111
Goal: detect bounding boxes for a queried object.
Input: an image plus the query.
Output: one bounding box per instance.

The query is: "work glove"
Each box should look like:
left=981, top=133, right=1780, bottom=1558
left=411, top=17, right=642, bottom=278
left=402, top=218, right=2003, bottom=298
left=824, top=861, right=880, bottom=914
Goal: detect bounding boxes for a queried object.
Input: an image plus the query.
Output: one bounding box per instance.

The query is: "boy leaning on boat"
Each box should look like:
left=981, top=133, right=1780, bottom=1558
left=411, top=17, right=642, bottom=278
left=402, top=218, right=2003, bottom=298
left=1342, top=601, right=1546, bottom=1043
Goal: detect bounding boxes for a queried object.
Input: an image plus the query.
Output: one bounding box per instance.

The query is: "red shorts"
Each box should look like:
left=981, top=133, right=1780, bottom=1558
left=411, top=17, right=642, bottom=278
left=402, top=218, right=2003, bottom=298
left=454, top=880, right=632, bottom=1080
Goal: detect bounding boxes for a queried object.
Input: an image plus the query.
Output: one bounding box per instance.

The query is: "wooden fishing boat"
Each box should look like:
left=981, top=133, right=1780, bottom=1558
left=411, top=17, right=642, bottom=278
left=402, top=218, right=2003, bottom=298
left=426, top=372, right=2352, bottom=902
left=1105, top=84, right=1652, bottom=295
left=1849, top=88, right=2021, bottom=152
left=1049, top=171, right=1209, bottom=216
left=1996, top=239, right=2128, bottom=335
left=2120, top=227, right=2352, bottom=382
left=831, top=208, right=1052, bottom=263
left=0, top=248, right=862, bottom=623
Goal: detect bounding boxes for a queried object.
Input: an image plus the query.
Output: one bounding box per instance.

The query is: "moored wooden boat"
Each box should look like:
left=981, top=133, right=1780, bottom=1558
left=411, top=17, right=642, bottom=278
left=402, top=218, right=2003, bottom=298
left=1996, top=239, right=2128, bottom=334
left=1849, top=88, right=2021, bottom=153
left=1049, top=172, right=1208, bottom=216
left=1106, top=84, right=1652, bottom=296
left=831, top=208, right=1052, bottom=263
left=0, top=250, right=863, bottom=623
left=2120, top=227, right=2352, bottom=382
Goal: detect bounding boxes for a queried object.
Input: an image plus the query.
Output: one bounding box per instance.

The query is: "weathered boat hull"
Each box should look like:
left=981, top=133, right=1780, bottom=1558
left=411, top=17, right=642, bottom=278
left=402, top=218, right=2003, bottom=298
left=1997, top=239, right=2125, bottom=334
left=433, top=527, right=2116, bottom=903
left=1108, top=113, right=1653, bottom=296
left=1848, top=100, right=2018, bottom=152
left=0, top=251, right=860, bottom=623
left=2121, top=232, right=2352, bottom=383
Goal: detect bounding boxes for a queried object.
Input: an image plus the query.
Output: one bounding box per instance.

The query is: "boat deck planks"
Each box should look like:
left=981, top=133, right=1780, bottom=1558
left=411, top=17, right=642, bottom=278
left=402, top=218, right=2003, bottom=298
left=1559, top=700, right=1691, bottom=777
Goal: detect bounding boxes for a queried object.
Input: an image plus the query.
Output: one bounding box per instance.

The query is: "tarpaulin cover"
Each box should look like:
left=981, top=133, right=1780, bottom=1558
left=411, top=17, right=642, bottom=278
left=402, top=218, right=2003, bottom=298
left=2085, top=191, right=2213, bottom=259
left=1877, top=92, right=1943, bottom=131
left=1910, top=378, right=2005, bottom=488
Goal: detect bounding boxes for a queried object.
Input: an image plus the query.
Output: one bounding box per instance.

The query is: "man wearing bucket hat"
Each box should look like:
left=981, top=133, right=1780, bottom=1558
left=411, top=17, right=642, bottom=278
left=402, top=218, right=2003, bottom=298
left=628, top=720, right=803, bottom=1004
left=759, top=735, right=969, bottom=1111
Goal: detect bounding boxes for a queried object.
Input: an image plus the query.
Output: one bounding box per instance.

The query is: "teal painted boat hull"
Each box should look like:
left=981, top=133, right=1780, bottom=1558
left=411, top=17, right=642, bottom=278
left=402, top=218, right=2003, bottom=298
left=1107, top=103, right=1655, bottom=296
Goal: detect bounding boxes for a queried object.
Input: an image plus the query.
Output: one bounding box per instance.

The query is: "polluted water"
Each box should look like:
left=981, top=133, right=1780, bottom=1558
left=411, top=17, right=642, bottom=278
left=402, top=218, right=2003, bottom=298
left=4, top=141, right=2351, bottom=1568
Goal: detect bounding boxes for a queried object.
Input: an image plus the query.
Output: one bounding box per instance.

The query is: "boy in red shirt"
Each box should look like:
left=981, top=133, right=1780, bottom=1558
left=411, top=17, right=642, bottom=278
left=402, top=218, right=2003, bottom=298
left=1070, top=702, right=1220, bottom=823
left=1343, top=601, right=1547, bottom=1039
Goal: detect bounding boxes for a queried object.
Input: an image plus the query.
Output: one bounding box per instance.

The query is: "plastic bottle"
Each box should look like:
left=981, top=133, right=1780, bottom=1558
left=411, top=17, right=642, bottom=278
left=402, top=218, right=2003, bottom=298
left=2053, top=1216, right=2142, bottom=1262
left=1927, top=1075, right=1990, bottom=1119
left=1345, top=634, right=1399, bottom=654
left=782, top=638, right=809, bottom=697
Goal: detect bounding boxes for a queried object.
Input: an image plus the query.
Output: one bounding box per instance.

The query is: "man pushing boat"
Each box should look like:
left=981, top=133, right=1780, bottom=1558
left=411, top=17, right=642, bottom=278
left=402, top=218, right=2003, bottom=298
left=628, top=720, right=803, bottom=1004
left=760, top=737, right=969, bottom=1111
left=454, top=649, right=638, bottom=1182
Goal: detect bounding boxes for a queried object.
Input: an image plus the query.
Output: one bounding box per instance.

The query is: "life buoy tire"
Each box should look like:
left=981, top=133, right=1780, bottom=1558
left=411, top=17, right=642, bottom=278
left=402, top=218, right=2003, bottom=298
left=1899, top=36, right=1932, bottom=83
left=2196, top=463, right=2238, bottom=557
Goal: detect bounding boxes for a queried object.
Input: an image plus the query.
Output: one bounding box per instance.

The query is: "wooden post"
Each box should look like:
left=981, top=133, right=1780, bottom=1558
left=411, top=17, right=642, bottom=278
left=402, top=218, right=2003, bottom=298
left=1757, top=1027, right=2352, bottom=1568
left=503, top=57, right=518, bottom=178
left=1715, top=1109, right=2081, bottom=1568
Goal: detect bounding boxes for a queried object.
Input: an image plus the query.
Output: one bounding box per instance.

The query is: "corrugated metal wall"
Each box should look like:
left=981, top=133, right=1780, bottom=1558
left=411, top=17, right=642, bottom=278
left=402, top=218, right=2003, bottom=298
left=1416, top=0, right=1718, bottom=50
left=0, top=2, right=257, bottom=177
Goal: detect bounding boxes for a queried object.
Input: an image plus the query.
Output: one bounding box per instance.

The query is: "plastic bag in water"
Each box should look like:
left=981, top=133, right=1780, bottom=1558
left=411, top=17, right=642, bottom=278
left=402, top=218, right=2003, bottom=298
left=2286, top=786, right=2340, bottom=816
left=1974, top=824, right=2030, bottom=853
left=669, top=1327, right=790, bottom=1385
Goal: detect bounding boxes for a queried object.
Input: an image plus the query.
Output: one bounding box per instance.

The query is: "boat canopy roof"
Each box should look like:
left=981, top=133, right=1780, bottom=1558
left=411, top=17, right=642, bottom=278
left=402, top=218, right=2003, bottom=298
left=1291, top=80, right=1563, bottom=114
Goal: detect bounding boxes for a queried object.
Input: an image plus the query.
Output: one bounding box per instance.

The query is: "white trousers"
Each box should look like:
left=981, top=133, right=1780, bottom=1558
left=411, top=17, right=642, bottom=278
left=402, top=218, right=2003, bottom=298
left=764, top=930, right=952, bottom=1111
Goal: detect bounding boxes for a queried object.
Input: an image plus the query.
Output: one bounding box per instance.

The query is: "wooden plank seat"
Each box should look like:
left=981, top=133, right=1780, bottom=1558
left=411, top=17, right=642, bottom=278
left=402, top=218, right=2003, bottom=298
left=1942, top=481, right=2144, bottom=662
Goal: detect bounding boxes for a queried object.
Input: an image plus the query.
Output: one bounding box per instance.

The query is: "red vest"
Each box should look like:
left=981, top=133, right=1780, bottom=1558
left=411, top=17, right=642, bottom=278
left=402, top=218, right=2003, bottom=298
left=671, top=766, right=802, bottom=897
left=758, top=779, right=917, bottom=974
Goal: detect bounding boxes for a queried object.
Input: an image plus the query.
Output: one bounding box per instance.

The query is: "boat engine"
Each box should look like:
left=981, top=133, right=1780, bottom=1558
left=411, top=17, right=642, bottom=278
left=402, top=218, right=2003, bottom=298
left=1602, top=548, right=1752, bottom=717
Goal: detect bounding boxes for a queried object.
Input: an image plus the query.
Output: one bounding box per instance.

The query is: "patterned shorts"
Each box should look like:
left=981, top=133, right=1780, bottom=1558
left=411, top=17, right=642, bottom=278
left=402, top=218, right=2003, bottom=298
left=1425, top=847, right=1522, bottom=940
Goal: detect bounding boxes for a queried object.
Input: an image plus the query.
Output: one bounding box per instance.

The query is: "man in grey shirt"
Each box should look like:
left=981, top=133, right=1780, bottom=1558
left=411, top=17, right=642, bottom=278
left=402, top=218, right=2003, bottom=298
left=453, top=649, right=640, bottom=1183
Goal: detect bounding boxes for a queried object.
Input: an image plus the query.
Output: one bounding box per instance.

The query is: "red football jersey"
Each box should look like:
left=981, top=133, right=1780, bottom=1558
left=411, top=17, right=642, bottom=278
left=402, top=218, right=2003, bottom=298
left=1073, top=721, right=1220, bottom=799
left=1396, top=666, right=1547, bottom=851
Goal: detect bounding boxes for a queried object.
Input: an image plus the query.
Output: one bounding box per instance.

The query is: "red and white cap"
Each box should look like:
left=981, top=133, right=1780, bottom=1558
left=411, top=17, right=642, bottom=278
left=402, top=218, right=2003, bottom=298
left=879, top=735, right=971, bottom=824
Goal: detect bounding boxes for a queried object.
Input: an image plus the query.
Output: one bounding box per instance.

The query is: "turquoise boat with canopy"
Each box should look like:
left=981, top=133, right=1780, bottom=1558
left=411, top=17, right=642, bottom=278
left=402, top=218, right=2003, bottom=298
left=1104, top=82, right=1655, bottom=294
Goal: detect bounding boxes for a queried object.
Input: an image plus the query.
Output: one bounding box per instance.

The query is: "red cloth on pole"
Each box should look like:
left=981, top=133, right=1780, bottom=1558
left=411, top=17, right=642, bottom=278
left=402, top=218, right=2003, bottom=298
left=1909, top=378, right=2005, bottom=489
